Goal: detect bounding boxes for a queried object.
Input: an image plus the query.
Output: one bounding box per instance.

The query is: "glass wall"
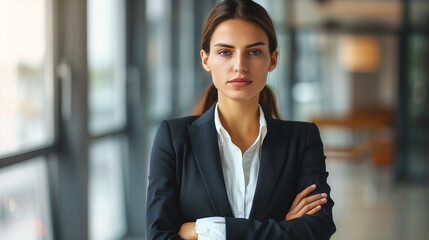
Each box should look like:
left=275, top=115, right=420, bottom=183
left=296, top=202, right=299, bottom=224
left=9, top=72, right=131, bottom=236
left=0, top=0, right=54, bottom=156
left=0, top=0, right=54, bottom=238
left=146, top=0, right=173, bottom=120
left=88, top=0, right=126, bottom=135
left=87, top=0, right=128, bottom=239
left=89, top=137, right=127, bottom=240
left=0, top=158, right=53, bottom=240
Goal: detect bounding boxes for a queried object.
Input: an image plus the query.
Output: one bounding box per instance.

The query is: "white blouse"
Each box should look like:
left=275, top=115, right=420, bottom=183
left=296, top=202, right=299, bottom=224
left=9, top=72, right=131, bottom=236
left=195, top=103, right=267, bottom=240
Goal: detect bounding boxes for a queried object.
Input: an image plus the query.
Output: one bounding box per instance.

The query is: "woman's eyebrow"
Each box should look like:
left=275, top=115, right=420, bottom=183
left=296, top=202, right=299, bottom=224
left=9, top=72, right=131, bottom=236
left=246, top=42, right=265, bottom=48
left=213, top=42, right=266, bottom=48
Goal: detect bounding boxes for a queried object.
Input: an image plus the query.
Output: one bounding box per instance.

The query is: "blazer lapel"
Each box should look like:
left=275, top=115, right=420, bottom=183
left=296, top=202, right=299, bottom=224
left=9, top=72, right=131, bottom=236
left=188, top=104, right=234, bottom=217
left=250, top=113, right=291, bottom=219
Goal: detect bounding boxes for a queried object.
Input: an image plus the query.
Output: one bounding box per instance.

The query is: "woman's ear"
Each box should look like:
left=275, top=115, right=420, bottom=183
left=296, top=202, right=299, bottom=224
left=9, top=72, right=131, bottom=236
left=268, top=50, right=279, bottom=72
left=200, top=50, right=211, bottom=72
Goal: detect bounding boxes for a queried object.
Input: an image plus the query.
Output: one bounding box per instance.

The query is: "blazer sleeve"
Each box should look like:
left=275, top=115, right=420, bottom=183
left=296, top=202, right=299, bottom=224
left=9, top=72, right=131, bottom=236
left=224, top=123, right=336, bottom=240
left=146, top=121, right=183, bottom=240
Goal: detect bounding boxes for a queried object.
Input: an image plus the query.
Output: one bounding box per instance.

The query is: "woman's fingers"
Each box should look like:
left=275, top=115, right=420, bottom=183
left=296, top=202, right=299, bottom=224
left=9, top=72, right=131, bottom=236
left=286, top=184, right=329, bottom=221
left=289, top=184, right=317, bottom=210
left=295, top=195, right=327, bottom=217
left=291, top=193, right=327, bottom=215
left=286, top=195, right=327, bottom=220
left=306, top=205, right=322, bottom=215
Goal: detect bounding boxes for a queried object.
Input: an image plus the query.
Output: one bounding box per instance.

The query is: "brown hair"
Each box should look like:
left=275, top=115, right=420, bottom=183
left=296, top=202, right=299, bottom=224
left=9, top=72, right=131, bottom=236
left=193, top=0, right=281, bottom=119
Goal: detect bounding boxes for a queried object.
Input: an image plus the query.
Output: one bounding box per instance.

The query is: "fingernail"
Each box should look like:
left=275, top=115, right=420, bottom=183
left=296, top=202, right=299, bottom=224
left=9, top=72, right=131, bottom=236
left=321, top=198, right=327, bottom=203
left=311, top=184, right=316, bottom=188
left=321, top=193, right=327, bottom=197
left=316, top=205, right=321, bottom=209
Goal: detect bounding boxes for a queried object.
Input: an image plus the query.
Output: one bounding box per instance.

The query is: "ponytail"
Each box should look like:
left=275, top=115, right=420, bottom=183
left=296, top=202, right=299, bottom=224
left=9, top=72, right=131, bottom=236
left=259, top=85, right=281, bottom=119
left=192, top=84, right=281, bottom=119
left=192, top=83, right=218, bottom=116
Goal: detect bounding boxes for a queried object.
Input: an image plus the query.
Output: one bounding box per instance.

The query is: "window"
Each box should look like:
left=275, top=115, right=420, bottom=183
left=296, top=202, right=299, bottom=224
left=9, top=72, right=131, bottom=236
left=0, top=158, right=53, bottom=240
left=0, top=0, right=54, bottom=156
left=88, top=0, right=126, bottom=135
left=87, top=0, right=127, bottom=239
left=89, top=137, right=127, bottom=240
left=146, top=0, right=173, bottom=119
left=0, top=0, right=54, bottom=238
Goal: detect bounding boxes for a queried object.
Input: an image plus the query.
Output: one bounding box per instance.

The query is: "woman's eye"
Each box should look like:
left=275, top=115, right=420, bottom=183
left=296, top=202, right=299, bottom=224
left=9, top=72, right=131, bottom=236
left=219, top=50, right=231, bottom=56
left=249, top=50, right=262, bottom=56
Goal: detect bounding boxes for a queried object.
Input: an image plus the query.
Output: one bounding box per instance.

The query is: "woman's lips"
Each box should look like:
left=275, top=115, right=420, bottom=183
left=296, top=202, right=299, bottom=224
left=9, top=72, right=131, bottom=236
left=228, top=78, right=252, bottom=87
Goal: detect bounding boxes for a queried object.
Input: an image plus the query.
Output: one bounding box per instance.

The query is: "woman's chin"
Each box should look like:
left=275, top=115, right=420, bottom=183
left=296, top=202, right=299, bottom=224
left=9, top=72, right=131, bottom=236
left=219, top=92, right=260, bottom=103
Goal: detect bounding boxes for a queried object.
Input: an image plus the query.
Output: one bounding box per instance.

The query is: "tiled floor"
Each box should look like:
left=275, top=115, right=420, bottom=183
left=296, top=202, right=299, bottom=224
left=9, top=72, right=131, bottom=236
left=327, top=159, right=429, bottom=240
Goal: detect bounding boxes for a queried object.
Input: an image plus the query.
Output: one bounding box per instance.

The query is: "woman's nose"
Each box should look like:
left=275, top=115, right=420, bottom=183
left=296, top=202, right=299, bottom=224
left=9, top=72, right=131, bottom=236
left=233, top=54, right=248, bottom=73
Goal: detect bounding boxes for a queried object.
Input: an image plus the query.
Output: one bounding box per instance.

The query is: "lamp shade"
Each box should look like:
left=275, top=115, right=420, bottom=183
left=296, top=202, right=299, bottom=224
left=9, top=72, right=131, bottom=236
left=340, top=35, right=381, bottom=73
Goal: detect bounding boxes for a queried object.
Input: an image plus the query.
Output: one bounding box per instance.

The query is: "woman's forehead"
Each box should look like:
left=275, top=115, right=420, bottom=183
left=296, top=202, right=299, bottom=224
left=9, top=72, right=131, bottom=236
left=210, top=19, right=269, bottom=47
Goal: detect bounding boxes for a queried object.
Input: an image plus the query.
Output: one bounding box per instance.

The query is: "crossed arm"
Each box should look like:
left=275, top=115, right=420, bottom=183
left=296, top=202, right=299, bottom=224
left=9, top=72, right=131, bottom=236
left=179, top=184, right=329, bottom=239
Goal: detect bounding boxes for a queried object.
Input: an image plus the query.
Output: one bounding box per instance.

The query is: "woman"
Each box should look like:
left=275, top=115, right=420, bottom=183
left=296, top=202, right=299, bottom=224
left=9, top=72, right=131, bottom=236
left=146, top=0, right=336, bottom=239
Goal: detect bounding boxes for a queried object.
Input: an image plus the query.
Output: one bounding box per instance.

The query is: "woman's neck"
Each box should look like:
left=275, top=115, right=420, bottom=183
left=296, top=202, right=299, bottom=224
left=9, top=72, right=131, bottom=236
left=217, top=95, right=260, bottom=153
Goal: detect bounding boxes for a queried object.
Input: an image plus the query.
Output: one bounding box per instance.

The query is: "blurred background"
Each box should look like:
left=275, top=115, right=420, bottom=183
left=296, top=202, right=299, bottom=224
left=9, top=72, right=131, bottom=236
left=0, top=0, right=428, bottom=239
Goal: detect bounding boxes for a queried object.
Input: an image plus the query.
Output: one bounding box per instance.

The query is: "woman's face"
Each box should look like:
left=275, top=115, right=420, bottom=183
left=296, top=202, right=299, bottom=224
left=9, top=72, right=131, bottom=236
left=201, top=19, right=278, bottom=102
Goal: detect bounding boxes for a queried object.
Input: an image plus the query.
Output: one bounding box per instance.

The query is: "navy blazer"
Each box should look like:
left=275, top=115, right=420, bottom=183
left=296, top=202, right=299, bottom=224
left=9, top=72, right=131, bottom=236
left=146, top=104, right=336, bottom=239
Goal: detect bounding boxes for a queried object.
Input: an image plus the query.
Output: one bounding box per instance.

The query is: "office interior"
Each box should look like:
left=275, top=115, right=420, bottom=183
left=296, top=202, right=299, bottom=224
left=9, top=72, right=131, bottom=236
left=0, top=0, right=428, bottom=239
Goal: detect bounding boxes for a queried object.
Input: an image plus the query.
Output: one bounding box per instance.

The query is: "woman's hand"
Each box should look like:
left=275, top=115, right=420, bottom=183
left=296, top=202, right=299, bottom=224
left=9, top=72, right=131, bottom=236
left=179, top=222, right=198, bottom=240
left=285, top=184, right=327, bottom=221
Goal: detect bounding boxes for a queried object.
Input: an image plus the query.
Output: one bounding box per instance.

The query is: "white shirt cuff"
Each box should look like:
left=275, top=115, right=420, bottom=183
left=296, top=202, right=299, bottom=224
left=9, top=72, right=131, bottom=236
left=195, top=217, right=226, bottom=240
